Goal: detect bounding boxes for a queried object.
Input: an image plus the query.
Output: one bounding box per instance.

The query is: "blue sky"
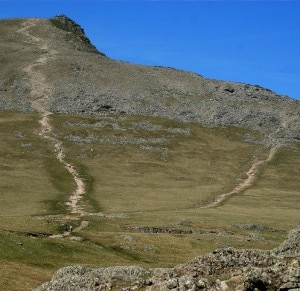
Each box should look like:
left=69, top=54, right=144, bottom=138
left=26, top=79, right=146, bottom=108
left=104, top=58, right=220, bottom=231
left=1, top=0, right=299, bottom=100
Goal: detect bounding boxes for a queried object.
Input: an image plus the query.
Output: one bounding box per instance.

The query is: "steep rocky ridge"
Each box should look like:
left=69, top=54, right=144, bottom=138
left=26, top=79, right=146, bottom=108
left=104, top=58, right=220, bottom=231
left=0, top=16, right=299, bottom=146
left=49, top=15, right=102, bottom=55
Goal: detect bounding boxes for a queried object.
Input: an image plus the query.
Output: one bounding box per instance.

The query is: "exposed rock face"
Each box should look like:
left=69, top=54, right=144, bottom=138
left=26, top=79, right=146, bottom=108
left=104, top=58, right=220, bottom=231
left=50, top=15, right=102, bottom=55
left=0, top=17, right=299, bottom=146
left=36, top=227, right=300, bottom=290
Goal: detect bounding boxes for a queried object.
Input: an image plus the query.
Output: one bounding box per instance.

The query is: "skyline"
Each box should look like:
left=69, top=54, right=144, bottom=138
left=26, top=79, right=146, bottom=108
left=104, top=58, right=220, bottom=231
left=1, top=0, right=299, bottom=100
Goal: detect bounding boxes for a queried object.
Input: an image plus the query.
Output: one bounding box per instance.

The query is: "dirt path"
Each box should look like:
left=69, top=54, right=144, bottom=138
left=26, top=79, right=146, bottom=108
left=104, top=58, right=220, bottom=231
left=201, top=146, right=279, bottom=208
left=19, top=19, right=86, bottom=218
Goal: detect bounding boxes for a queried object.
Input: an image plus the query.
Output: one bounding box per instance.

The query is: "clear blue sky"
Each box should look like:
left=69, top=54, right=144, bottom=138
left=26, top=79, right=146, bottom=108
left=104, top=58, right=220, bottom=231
left=1, top=0, right=300, bottom=100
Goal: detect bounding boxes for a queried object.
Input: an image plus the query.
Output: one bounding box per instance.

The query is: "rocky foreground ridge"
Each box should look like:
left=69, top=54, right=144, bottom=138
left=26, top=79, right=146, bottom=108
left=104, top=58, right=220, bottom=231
left=0, top=15, right=299, bottom=146
left=36, top=227, right=300, bottom=290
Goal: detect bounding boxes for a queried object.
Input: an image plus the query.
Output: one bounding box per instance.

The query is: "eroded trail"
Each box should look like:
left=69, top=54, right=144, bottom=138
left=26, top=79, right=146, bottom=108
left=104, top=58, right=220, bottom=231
left=19, top=19, right=86, bottom=217
left=202, top=146, right=279, bottom=208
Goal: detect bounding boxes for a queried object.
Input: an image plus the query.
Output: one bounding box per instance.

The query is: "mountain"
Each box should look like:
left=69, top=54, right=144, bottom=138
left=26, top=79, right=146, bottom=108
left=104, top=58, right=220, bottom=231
left=0, top=15, right=299, bottom=291
left=1, top=15, right=299, bottom=145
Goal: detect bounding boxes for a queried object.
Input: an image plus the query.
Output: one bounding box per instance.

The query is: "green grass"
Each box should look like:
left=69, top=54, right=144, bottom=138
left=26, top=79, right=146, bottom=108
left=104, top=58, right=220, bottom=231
left=0, top=111, right=299, bottom=290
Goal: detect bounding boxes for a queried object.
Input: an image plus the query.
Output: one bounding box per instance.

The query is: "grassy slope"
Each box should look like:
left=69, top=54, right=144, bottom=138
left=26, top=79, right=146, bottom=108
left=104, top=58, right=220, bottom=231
left=0, top=112, right=299, bottom=290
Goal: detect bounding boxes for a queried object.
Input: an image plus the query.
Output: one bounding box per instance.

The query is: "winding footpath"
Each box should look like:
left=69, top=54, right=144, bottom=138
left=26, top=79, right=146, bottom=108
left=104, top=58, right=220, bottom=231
left=19, top=19, right=86, bottom=217
left=202, top=146, right=279, bottom=208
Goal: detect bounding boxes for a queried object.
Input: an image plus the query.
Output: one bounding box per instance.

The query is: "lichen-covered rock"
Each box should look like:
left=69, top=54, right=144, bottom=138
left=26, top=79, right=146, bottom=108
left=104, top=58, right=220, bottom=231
left=274, top=227, right=300, bottom=256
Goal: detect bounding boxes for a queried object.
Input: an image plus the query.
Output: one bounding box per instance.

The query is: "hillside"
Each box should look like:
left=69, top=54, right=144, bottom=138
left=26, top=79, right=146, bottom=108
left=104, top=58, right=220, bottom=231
left=0, top=16, right=299, bottom=290
left=1, top=16, right=299, bottom=145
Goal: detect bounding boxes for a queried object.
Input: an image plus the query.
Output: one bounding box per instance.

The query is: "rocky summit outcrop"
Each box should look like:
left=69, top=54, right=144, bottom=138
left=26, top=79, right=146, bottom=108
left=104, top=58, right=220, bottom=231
left=0, top=16, right=299, bottom=146
left=36, top=227, right=300, bottom=290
